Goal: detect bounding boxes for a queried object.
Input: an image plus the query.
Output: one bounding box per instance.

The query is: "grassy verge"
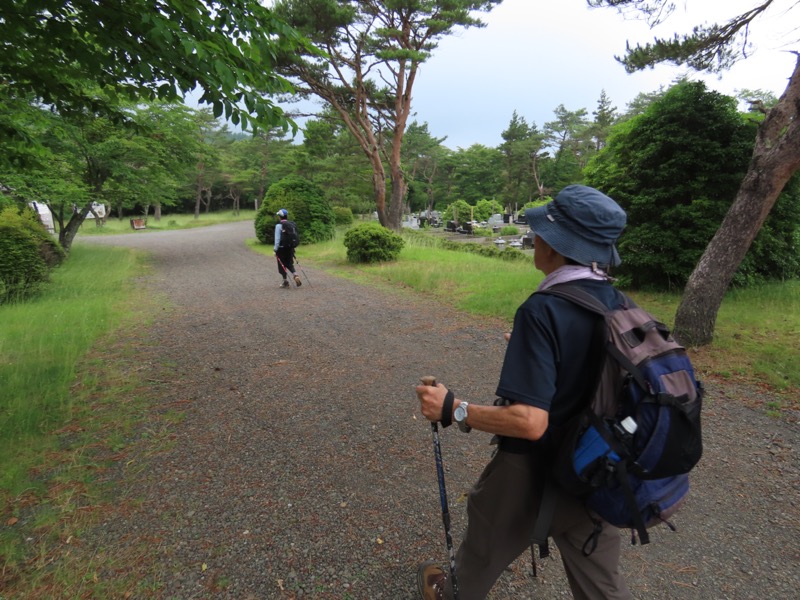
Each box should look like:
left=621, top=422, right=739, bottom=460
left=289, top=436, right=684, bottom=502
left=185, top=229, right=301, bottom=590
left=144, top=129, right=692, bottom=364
left=253, top=228, right=800, bottom=410
left=0, top=245, right=166, bottom=597
left=76, top=209, right=256, bottom=236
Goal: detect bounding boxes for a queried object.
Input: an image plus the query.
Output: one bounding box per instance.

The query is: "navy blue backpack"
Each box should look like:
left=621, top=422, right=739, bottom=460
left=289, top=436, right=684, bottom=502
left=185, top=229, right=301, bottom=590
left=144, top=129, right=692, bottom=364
left=533, top=284, right=703, bottom=554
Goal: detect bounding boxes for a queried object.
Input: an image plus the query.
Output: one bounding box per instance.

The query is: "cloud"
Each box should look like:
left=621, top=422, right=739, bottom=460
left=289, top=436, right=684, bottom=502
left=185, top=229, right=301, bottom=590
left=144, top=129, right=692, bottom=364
left=410, top=0, right=796, bottom=149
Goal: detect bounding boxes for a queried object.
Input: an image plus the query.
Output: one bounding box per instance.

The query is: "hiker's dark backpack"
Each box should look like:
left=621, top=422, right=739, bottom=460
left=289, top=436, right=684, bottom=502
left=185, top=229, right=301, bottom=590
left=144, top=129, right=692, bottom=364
left=533, top=284, right=703, bottom=554
left=280, top=220, right=300, bottom=249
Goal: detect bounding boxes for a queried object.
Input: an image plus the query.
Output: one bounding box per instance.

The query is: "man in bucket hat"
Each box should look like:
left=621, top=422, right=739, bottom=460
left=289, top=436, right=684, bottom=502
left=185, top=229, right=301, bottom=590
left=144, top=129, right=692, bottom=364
left=416, top=185, right=632, bottom=599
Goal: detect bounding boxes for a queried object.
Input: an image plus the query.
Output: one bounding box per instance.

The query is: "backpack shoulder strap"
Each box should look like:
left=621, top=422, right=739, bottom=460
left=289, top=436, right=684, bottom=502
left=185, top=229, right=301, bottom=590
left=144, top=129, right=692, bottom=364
left=530, top=283, right=613, bottom=559
left=538, top=282, right=628, bottom=316
left=545, top=284, right=659, bottom=395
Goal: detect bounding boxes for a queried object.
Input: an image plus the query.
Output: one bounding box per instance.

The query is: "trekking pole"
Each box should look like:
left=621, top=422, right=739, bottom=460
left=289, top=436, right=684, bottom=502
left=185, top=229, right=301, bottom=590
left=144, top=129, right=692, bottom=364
left=420, top=376, right=460, bottom=599
left=293, top=251, right=313, bottom=288
left=275, top=254, right=297, bottom=288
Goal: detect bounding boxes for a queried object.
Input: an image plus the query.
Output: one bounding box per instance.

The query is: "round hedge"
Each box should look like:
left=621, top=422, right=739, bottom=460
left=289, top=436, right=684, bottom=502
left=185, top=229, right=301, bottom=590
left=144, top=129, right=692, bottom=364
left=343, top=222, right=405, bottom=264
left=254, top=176, right=335, bottom=246
left=333, top=206, right=354, bottom=226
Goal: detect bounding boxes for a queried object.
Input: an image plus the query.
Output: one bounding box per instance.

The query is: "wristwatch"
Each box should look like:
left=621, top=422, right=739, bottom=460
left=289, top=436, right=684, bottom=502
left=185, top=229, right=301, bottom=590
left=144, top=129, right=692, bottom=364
left=454, top=401, right=472, bottom=433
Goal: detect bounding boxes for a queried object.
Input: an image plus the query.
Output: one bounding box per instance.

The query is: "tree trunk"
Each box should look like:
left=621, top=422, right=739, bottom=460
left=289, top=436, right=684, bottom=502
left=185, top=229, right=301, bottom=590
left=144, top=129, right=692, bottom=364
left=47, top=202, right=63, bottom=234
left=194, top=162, right=204, bottom=219
left=388, top=159, right=406, bottom=230
left=59, top=200, right=92, bottom=252
left=674, top=55, right=800, bottom=346
left=230, top=188, right=241, bottom=215
left=154, top=203, right=162, bottom=221
left=368, top=147, right=390, bottom=227
left=425, top=162, right=438, bottom=215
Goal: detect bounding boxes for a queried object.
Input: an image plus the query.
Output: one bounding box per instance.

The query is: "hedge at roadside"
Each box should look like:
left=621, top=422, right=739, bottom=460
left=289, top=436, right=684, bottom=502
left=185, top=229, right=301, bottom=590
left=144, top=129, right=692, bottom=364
left=0, top=206, right=65, bottom=303
left=402, top=229, right=529, bottom=263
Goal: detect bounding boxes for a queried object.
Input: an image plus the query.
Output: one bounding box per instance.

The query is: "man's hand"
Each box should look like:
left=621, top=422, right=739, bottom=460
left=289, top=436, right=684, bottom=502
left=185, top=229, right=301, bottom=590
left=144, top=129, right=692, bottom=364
left=416, top=381, right=449, bottom=423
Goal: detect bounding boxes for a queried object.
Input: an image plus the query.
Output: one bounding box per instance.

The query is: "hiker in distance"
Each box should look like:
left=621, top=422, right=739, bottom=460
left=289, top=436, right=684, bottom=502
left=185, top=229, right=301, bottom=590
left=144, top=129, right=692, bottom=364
left=273, top=208, right=302, bottom=289
left=416, top=185, right=632, bottom=600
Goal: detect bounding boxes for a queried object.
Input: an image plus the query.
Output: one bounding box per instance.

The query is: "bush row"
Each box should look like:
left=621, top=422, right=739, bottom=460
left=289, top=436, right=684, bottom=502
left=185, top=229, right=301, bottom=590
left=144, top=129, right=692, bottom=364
left=402, top=229, right=529, bottom=263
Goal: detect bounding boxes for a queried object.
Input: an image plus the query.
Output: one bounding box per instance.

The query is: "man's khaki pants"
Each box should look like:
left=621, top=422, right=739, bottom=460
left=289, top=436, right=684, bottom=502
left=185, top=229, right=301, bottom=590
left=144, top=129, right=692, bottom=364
left=442, top=450, right=632, bottom=600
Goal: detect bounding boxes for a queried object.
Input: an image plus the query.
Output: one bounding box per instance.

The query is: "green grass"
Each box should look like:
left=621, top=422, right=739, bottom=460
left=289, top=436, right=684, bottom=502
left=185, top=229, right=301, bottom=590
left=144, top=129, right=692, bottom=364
left=0, top=244, right=160, bottom=597
left=710, top=282, right=800, bottom=389
left=269, top=228, right=800, bottom=397
left=0, top=246, right=138, bottom=483
left=77, top=209, right=256, bottom=236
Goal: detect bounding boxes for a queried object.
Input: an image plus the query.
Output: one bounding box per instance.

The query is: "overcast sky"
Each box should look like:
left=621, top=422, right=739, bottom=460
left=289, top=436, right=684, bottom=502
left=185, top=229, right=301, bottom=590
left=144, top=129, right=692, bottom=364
left=402, top=0, right=796, bottom=150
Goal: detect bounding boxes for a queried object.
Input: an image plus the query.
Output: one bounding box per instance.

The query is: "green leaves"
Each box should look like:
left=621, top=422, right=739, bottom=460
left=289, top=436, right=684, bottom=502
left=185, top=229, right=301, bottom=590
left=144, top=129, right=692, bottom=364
left=1, top=0, right=308, bottom=133
left=590, top=0, right=777, bottom=74
left=583, top=80, right=800, bottom=289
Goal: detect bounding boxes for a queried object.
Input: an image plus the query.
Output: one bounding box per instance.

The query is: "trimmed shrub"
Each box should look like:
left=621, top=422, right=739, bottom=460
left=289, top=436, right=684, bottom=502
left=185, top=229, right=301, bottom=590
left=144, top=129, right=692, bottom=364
left=0, top=206, right=64, bottom=303
left=499, top=225, right=519, bottom=236
left=0, top=206, right=65, bottom=267
left=439, top=239, right=527, bottom=262
left=402, top=229, right=530, bottom=264
left=0, top=224, right=48, bottom=303
left=474, top=198, right=504, bottom=222
left=343, top=222, right=405, bottom=263
left=333, top=206, right=354, bottom=226
left=443, top=199, right=473, bottom=225
left=0, top=194, right=15, bottom=211
left=254, top=176, right=336, bottom=245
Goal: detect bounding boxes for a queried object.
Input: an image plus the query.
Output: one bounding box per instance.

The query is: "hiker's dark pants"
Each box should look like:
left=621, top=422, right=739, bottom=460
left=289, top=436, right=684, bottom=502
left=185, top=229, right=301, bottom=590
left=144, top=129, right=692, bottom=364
left=442, top=450, right=632, bottom=600
left=276, top=247, right=295, bottom=277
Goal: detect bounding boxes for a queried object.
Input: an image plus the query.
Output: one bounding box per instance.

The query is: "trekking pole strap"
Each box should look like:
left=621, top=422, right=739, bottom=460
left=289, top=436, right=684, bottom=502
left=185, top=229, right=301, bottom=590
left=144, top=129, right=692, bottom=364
left=615, top=460, right=650, bottom=545
left=531, top=478, right=556, bottom=558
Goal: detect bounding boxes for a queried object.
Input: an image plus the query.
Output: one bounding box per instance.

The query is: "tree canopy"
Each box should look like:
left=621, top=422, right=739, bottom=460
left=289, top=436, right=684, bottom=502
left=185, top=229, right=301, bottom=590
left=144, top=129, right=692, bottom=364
left=588, top=0, right=789, bottom=73
left=271, top=0, right=502, bottom=229
left=589, top=0, right=800, bottom=345
left=585, top=80, right=800, bottom=289
left=0, top=0, right=306, bottom=135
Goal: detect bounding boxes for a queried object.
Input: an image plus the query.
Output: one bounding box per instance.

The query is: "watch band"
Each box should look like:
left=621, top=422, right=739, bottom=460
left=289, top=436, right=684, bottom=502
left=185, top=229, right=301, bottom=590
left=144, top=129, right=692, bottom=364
left=440, top=389, right=454, bottom=428
left=456, top=401, right=472, bottom=433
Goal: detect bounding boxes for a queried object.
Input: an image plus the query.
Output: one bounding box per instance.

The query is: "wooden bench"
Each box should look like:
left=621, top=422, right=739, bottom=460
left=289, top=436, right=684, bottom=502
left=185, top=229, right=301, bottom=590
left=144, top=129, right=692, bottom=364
left=130, top=218, right=147, bottom=230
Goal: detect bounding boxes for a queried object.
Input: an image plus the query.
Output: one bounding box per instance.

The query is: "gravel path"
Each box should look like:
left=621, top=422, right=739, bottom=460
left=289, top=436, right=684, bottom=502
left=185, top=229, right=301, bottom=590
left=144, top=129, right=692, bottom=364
left=81, top=221, right=799, bottom=599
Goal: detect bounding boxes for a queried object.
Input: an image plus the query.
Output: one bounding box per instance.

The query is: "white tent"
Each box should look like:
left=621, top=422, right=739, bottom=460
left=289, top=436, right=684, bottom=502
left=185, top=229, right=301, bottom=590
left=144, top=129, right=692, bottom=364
left=28, top=201, right=55, bottom=234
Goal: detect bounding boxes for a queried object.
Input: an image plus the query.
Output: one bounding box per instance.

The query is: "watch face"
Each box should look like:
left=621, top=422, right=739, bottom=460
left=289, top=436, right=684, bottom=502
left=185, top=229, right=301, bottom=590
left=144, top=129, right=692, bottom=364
left=455, top=405, right=466, bottom=421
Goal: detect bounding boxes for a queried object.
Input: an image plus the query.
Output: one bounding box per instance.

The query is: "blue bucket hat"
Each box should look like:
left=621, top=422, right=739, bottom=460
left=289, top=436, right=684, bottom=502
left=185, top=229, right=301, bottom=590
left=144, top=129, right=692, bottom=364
left=524, top=185, right=626, bottom=268
left=276, top=208, right=288, bottom=218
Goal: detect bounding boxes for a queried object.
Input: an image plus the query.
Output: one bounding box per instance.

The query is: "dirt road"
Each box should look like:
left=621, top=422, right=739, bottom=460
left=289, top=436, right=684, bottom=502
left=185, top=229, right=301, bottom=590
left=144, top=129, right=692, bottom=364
left=81, top=221, right=799, bottom=599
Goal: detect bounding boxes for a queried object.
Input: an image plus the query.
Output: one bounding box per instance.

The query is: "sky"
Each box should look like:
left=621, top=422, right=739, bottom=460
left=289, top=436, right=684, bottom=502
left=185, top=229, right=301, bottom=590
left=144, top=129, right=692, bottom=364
left=276, top=0, right=797, bottom=151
